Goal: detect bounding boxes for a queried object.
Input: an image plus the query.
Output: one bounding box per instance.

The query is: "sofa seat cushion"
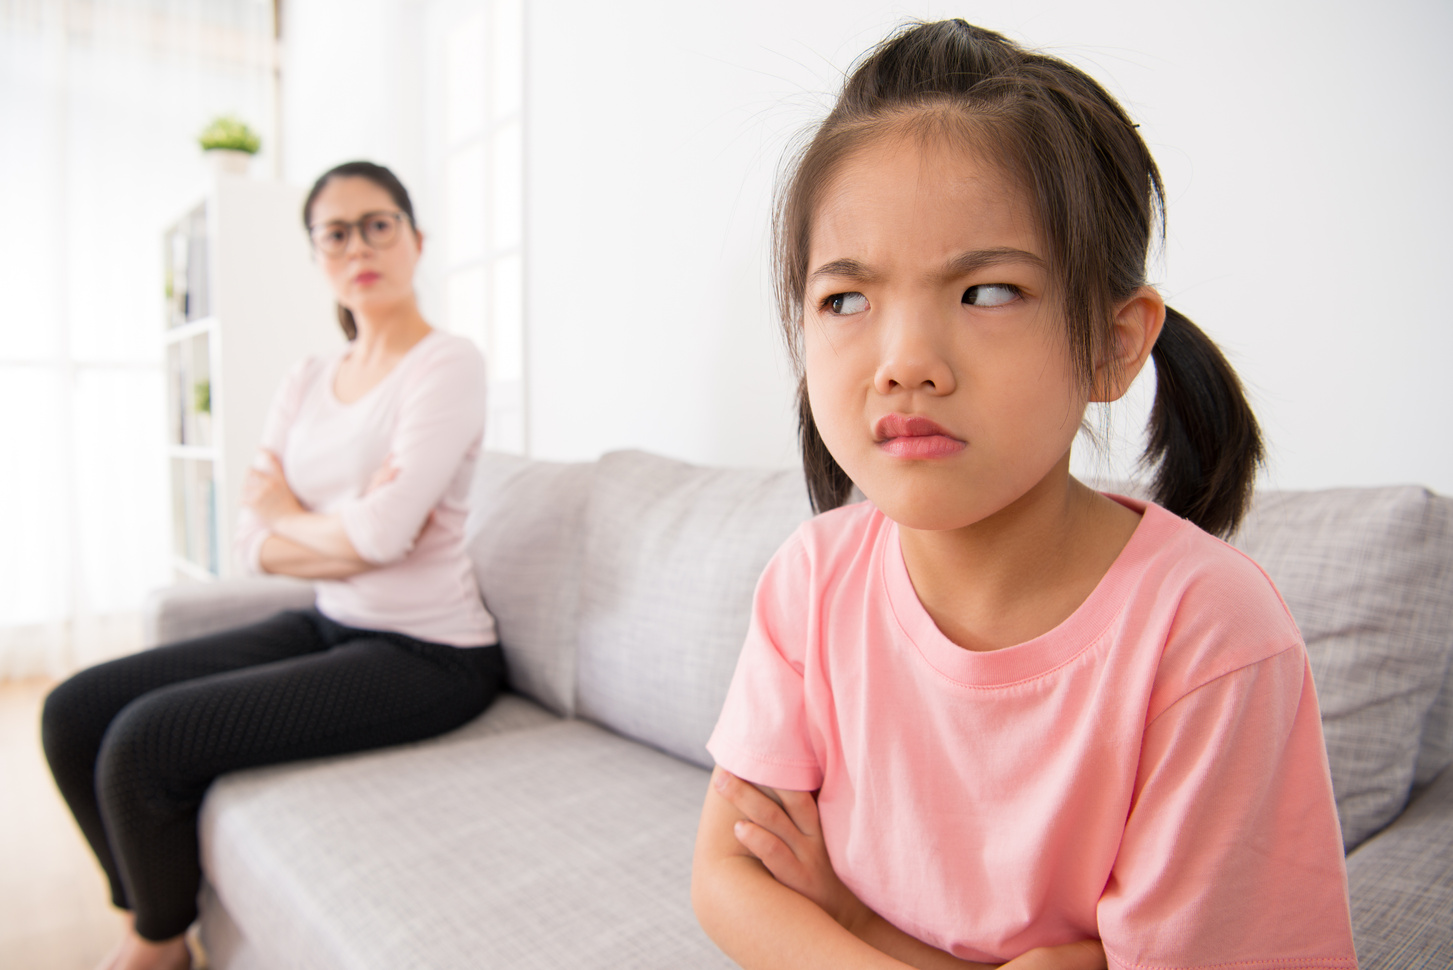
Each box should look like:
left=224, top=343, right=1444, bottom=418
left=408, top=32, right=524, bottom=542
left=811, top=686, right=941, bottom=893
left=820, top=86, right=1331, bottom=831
left=1345, top=766, right=1453, bottom=969
left=198, top=693, right=733, bottom=970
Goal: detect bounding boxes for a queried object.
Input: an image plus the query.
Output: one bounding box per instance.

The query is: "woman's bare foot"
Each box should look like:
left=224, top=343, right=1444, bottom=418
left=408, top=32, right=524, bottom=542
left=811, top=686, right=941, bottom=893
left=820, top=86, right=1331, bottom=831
left=97, top=925, right=191, bottom=970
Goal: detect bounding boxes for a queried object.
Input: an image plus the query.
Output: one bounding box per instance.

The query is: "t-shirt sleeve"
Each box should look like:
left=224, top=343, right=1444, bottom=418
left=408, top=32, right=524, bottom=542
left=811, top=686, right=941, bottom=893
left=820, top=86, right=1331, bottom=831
left=1097, top=643, right=1357, bottom=970
left=707, top=532, right=824, bottom=792
left=336, top=340, right=487, bottom=565
left=233, top=357, right=315, bottom=575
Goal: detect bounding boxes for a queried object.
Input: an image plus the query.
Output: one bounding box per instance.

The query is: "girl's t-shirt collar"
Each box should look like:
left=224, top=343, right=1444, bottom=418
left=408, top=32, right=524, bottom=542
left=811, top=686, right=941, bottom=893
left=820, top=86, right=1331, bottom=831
left=881, top=495, right=1184, bottom=688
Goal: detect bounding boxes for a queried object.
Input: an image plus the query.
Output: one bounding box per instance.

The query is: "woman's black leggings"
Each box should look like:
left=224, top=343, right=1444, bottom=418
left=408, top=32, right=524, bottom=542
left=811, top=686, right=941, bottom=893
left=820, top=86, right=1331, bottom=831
left=40, top=608, right=504, bottom=941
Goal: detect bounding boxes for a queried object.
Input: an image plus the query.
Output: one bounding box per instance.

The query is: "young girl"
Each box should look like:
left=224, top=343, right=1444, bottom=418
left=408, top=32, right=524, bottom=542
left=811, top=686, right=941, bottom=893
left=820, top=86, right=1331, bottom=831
left=692, top=20, right=1355, bottom=970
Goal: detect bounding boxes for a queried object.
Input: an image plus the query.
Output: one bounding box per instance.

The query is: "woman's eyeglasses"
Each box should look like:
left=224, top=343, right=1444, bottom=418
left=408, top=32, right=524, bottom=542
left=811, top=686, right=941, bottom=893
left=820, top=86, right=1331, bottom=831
left=308, top=211, right=408, bottom=256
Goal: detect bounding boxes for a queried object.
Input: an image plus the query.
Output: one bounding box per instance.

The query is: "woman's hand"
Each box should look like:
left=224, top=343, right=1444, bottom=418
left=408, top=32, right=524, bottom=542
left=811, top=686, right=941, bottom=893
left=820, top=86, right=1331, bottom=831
left=713, top=769, right=868, bottom=933
left=242, top=451, right=305, bottom=525
left=364, top=453, right=400, bottom=495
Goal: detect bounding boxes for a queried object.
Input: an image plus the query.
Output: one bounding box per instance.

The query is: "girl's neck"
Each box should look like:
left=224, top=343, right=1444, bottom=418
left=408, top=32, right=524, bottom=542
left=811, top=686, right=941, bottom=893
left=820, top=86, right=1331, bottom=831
left=896, top=457, right=1142, bottom=653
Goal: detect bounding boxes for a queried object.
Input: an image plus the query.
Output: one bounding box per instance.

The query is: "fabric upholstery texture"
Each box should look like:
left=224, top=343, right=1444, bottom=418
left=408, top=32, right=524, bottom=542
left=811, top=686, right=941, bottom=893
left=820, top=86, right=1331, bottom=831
left=466, top=453, right=595, bottom=716
left=1230, top=486, right=1453, bottom=849
left=143, top=456, right=1452, bottom=969
left=574, top=450, right=813, bottom=768
left=1347, top=767, right=1453, bottom=968
left=198, top=696, right=734, bottom=970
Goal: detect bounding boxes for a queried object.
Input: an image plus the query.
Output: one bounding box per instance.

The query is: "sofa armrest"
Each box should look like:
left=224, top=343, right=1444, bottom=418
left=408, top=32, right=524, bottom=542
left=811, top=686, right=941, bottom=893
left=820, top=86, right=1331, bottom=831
left=142, top=577, right=316, bottom=647
left=1346, top=766, right=1453, bottom=968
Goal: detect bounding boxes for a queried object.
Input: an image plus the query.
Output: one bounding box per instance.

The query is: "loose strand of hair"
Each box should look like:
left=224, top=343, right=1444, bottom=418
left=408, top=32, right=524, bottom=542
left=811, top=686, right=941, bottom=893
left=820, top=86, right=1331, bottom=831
left=798, top=382, right=853, bottom=514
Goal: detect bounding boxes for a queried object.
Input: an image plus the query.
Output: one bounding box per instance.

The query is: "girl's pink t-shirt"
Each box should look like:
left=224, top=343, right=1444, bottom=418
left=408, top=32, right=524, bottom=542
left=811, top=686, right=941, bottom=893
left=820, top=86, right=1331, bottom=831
left=707, top=498, right=1356, bottom=969
left=235, top=330, right=496, bottom=648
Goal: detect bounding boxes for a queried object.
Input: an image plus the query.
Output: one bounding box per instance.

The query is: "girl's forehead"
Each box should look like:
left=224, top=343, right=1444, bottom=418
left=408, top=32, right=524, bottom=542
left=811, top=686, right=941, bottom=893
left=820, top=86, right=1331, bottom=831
left=808, top=135, right=1041, bottom=267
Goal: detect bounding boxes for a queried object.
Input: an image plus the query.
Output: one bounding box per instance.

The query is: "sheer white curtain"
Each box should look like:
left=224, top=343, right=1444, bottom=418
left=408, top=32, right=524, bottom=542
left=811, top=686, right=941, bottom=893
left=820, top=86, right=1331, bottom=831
left=0, top=0, right=276, bottom=678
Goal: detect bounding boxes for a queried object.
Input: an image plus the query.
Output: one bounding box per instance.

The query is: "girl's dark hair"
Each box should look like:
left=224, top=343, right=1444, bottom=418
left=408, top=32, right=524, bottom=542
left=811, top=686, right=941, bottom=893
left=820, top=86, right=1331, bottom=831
left=778, top=20, right=1263, bottom=536
left=302, top=160, right=417, bottom=341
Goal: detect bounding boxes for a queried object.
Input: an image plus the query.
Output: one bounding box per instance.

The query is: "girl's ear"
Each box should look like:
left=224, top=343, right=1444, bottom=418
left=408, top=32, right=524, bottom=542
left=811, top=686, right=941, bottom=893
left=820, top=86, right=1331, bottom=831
left=1091, top=286, right=1165, bottom=403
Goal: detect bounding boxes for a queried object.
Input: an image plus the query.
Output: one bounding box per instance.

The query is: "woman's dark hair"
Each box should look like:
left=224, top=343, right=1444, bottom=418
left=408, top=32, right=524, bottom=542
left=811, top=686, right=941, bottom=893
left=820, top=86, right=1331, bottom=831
left=777, top=20, right=1263, bottom=537
left=302, top=160, right=417, bottom=341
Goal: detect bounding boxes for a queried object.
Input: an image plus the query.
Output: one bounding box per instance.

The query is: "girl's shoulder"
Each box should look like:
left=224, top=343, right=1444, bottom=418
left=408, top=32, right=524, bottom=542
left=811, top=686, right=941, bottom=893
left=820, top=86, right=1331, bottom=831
left=1132, top=499, right=1296, bottom=620
left=793, top=499, right=888, bottom=564
left=756, top=501, right=888, bottom=601
left=1124, top=499, right=1306, bottom=703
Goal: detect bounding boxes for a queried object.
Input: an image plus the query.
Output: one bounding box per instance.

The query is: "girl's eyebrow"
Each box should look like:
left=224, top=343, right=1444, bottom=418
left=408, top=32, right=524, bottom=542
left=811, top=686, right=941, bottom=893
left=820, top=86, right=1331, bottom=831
left=941, top=247, right=1045, bottom=280
left=807, top=248, right=1045, bottom=287
left=807, top=258, right=878, bottom=286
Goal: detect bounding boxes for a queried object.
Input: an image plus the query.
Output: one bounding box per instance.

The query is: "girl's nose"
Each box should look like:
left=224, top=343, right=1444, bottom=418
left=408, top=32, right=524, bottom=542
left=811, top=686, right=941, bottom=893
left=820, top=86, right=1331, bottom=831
left=873, top=311, right=956, bottom=396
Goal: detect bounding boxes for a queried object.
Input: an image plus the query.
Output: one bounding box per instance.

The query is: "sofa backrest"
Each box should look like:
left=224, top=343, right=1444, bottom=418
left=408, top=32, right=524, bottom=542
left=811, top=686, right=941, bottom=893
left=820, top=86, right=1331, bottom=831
left=466, top=453, right=595, bottom=717
left=1228, top=485, right=1453, bottom=850
left=468, top=449, right=1453, bottom=851
left=572, top=451, right=813, bottom=768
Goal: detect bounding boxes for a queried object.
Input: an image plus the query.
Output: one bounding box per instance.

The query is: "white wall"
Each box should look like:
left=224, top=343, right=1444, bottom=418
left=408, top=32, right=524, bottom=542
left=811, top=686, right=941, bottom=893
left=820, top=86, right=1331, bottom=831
left=279, top=0, right=436, bottom=316
left=281, top=0, right=1453, bottom=492
left=524, top=0, right=1453, bottom=491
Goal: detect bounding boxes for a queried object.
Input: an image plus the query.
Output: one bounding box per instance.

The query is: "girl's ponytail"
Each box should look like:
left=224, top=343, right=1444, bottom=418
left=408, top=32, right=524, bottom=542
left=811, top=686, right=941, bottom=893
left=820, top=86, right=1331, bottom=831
left=1144, top=308, right=1264, bottom=537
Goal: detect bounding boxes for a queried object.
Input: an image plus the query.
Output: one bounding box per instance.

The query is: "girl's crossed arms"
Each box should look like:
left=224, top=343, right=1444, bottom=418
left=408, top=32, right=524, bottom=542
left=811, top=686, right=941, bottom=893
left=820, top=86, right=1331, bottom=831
left=692, top=18, right=1355, bottom=970
left=696, top=768, right=1106, bottom=970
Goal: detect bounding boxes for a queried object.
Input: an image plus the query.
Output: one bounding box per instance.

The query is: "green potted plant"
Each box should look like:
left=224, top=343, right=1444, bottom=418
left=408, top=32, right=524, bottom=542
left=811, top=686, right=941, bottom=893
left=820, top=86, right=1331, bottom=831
left=198, top=115, right=261, bottom=176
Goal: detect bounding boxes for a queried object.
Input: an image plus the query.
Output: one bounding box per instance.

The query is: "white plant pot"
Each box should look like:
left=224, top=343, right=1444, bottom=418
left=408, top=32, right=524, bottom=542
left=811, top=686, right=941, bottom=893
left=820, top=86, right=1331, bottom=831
left=206, top=149, right=253, bottom=176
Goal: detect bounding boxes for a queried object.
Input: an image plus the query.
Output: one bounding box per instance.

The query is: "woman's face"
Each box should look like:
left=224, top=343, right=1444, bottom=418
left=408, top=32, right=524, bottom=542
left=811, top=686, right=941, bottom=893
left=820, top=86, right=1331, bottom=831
left=802, top=134, right=1087, bottom=534
left=307, top=176, right=422, bottom=318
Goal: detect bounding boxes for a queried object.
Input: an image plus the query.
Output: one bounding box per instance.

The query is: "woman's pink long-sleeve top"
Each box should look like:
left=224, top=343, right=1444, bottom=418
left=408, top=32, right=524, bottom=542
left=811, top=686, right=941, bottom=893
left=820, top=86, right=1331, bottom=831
left=234, top=331, right=497, bottom=647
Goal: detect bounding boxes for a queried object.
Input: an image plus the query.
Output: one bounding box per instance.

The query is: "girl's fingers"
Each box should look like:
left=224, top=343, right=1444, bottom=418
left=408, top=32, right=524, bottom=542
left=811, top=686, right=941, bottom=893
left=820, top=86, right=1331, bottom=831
left=731, top=819, right=801, bottom=878
left=777, top=788, right=822, bottom=838
left=714, top=769, right=802, bottom=839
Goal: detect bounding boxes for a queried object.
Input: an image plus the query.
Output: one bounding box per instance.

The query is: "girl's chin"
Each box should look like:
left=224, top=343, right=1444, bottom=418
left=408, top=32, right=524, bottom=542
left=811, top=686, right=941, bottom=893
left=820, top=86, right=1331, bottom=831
left=854, top=485, right=983, bottom=533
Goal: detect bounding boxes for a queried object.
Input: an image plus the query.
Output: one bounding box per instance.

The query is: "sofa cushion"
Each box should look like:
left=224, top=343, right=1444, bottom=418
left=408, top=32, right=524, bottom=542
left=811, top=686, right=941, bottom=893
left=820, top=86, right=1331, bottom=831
left=575, top=450, right=813, bottom=768
left=1231, top=486, right=1453, bottom=850
left=466, top=453, right=594, bottom=716
left=1345, top=766, right=1453, bottom=970
left=199, top=698, right=734, bottom=970
left=1417, top=673, right=1453, bottom=790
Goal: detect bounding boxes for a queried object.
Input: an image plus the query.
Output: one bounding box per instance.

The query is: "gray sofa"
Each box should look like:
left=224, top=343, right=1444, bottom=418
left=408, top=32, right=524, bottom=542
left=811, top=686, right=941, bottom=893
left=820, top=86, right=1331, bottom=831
left=141, top=450, right=1453, bottom=969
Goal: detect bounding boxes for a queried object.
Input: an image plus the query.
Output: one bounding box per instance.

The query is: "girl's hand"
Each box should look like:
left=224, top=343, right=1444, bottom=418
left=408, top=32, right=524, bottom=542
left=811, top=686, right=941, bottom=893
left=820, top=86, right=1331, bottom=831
left=1001, top=941, right=1106, bottom=970
left=241, top=451, right=305, bottom=524
left=713, top=769, right=868, bottom=933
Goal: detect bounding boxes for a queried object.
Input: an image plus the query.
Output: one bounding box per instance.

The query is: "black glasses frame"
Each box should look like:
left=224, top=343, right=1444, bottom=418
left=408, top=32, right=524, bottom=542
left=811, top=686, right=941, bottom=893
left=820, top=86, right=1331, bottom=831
left=307, top=210, right=409, bottom=256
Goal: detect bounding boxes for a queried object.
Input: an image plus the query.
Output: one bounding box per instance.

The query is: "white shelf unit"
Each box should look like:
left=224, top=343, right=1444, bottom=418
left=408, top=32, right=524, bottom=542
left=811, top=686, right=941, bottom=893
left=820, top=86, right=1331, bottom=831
left=163, top=174, right=340, bottom=581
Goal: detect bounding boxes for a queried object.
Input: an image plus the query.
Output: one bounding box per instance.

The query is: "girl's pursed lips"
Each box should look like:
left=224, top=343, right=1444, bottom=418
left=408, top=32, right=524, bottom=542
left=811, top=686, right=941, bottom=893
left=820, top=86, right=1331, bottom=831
left=874, top=413, right=966, bottom=459
left=874, top=413, right=960, bottom=442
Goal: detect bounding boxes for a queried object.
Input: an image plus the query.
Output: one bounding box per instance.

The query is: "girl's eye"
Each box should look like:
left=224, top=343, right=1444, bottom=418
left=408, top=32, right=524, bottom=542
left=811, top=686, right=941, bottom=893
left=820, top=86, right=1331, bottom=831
left=963, top=284, right=1020, bottom=307
left=826, top=292, right=869, bottom=316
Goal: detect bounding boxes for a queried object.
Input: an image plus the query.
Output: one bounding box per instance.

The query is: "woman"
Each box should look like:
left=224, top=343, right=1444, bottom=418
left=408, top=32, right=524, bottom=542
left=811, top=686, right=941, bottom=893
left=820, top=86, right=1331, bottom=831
left=42, top=161, right=504, bottom=970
